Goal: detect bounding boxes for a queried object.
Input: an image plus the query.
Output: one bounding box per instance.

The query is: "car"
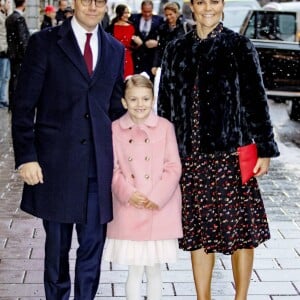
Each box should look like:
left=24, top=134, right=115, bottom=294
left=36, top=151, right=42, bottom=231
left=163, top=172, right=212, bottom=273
left=223, top=0, right=261, bottom=32
left=239, top=5, right=300, bottom=120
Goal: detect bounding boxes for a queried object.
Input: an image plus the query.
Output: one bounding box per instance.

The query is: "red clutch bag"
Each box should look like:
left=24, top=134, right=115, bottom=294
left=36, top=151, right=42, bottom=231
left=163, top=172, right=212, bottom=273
left=237, top=143, right=258, bottom=184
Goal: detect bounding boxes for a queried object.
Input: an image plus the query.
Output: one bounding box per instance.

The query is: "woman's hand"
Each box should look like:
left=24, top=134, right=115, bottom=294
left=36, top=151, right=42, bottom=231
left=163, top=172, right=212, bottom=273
left=253, top=157, right=270, bottom=177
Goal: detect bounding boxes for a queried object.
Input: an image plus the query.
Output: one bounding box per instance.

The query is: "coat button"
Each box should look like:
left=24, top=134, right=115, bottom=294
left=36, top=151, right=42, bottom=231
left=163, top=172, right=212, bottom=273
left=144, top=138, right=150, bottom=143
left=145, top=156, right=150, bottom=161
left=129, top=127, right=132, bottom=130
left=81, top=139, right=87, bottom=144
left=84, top=113, right=90, bottom=119
left=144, top=174, right=150, bottom=179
left=128, top=157, right=133, bottom=161
left=129, top=139, right=133, bottom=143
left=131, top=174, right=135, bottom=179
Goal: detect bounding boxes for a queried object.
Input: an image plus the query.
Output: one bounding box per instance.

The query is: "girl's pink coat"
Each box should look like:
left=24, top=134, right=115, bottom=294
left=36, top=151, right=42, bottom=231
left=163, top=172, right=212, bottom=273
left=107, top=112, right=183, bottom=240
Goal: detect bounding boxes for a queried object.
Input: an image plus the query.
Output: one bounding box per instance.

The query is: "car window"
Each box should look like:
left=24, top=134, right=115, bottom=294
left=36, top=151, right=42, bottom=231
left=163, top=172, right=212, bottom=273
left=244, top=11, right=296, bottom=41
left=223, top=0, right=261, bottom=32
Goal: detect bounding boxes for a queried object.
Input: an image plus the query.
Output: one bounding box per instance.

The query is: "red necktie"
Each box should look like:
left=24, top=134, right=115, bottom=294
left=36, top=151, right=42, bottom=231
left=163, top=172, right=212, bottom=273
left=84, top=33, right=93, bottom=76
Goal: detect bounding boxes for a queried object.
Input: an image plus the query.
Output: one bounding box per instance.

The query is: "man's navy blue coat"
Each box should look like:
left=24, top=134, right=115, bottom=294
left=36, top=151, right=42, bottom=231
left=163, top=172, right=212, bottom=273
left=12, top=18, right=125, bottom=224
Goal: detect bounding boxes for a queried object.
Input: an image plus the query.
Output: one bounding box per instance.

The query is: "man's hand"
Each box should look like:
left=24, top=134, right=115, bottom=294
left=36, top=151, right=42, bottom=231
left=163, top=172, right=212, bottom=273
left=145, top=39, right=158, bottom=48
left=19, top=162, right=44, bottom=185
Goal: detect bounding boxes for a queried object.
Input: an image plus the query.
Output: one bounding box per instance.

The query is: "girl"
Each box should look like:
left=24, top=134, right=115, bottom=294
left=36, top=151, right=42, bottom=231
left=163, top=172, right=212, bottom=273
left=104, top=74, right=182, bottom=300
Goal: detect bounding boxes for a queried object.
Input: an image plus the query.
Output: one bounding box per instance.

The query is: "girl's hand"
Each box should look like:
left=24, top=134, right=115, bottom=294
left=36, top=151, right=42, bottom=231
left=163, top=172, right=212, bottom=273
left=144, top=200, right=159, bottom=210
left=129, top=191, right=148, bottom=208
left=253, top=157, right=270, bottom=177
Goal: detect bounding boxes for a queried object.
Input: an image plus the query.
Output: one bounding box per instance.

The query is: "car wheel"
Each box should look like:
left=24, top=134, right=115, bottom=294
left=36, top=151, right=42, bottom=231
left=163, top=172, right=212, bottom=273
left=287, top=99, right=300, bottom=121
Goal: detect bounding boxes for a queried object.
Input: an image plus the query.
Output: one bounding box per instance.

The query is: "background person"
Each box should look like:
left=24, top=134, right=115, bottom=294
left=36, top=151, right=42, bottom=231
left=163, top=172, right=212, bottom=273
left=40, top=5, right=56, bottom=30
left=104, top=74, right=182, bottom=300
left=151, top=1, right=192, bottom=76
left=0, top=0, right=10, bottom=108
left=107, top=4, right=142, bottom=78
left=11, top=0, right=125, bottom=298
left=55, top=0, right=68, bottom=25
left=157, top=0, right=280, bottom=298
left=5, top=0, right=29, bottom=111
left=129, top=0, right=163, bottom=81
left=63, top=6, right=74, bottom=19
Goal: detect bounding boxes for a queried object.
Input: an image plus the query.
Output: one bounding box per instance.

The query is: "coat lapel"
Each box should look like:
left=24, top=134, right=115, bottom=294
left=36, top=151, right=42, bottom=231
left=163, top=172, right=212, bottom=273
left=57, top=18, right=90, bottom=80
left=90, top=26, right=109, bottom=86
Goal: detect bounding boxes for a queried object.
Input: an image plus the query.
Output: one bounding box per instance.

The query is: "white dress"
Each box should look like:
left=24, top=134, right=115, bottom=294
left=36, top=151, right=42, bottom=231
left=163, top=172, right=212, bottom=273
left=104, top=238, right=179, bottom=266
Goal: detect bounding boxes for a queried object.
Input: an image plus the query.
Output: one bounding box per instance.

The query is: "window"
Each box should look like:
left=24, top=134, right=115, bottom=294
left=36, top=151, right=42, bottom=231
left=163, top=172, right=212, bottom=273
left=244, top=11, right=296, bottom=41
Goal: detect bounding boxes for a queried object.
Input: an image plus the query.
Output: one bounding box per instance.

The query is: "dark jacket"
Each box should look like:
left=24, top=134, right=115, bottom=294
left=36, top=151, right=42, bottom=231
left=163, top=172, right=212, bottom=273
left=55, top=9, right=66, bottom=25
left=129, top=13, right=163, bottom=78
left=153, top=18, right=192, bottom=68
left=40, top=15, right=53, bottom=30
left=158, top=27, right=279, bottom=158
left=12, top=18, right=125, bottom=224
left=5, top=10, right=29, bottom=61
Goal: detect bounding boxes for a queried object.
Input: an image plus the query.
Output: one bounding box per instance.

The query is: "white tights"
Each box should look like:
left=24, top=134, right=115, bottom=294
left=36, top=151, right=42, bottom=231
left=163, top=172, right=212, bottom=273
left=125, top=264, right=162, bottom=300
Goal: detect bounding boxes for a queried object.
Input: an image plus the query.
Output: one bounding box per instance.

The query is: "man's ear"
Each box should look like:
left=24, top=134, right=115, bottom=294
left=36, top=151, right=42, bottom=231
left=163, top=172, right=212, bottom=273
left=121, top=98, right=128, bottom=109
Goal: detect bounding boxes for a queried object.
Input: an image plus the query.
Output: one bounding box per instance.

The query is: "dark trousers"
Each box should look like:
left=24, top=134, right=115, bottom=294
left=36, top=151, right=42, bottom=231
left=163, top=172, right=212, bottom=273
left=43, top=180, right=106, bottom=300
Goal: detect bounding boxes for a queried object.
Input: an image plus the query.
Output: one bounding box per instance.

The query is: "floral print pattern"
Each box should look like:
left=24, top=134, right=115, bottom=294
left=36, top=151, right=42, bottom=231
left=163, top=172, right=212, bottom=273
left=179, top=81, right=270, bottom=255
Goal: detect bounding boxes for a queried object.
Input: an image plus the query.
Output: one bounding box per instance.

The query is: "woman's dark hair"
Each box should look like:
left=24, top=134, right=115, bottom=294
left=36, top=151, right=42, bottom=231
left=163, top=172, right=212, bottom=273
left=111, top=4, right=128, bottom=25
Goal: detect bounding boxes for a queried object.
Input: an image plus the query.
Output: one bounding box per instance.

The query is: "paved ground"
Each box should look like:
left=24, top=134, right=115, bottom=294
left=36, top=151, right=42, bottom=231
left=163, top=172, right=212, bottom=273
left=0, top=107, right=300, bottom=299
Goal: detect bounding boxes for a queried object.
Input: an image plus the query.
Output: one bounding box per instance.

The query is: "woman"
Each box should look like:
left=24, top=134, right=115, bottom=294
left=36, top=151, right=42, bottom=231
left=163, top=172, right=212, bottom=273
left=157, top=0, right=280, bottom=299
left=151, top=1, right=192, bottom=76
left=40, top=5, right=56, bottom=30
left=107, top=4, right=142, bottom=78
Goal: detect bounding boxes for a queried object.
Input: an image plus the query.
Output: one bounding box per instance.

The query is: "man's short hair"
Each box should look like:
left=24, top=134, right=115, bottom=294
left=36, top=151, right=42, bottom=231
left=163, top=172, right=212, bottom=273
left=14, top=0, right=26, bottom=8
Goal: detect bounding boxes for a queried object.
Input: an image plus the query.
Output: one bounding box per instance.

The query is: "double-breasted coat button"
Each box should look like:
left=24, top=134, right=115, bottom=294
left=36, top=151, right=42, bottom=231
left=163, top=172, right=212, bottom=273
left=145, top=174, right=150, bottom=179
left=131, top=174, right=135, bottom=179
left=80, top=139, right=87, bottom=145
left=145, top=156, right=150, bottom=161
left=84, top=113, right=90, bottom=119
left=129, top=139, right=133, bottom=143
left=128, top=157, right=133, bottom=161
left=145, top=138, right=150, bottom=143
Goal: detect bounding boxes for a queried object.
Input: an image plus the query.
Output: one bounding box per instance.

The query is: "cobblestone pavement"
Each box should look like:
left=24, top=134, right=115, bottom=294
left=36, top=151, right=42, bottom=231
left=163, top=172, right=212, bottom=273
left=1, top=108, right=300, bottom=299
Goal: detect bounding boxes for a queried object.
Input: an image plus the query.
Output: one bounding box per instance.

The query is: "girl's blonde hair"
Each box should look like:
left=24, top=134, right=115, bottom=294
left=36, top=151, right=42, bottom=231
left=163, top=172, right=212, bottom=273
left=124, top=74, right=154, bottom=96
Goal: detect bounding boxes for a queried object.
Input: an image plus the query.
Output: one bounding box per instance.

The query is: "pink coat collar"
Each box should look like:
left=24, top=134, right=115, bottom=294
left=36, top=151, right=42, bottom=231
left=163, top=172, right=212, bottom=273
left=119, top=111, right=158, bottom=129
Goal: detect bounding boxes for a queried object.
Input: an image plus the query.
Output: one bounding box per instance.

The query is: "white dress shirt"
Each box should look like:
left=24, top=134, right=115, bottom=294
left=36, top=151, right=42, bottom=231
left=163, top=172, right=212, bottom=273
left=71, top=16, right=99, bottom=71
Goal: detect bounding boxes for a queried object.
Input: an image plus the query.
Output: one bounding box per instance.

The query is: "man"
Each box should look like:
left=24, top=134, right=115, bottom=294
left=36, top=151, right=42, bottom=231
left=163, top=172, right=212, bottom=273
left=0, top=0, right=10, bottom=108
left=129, top=0, right=163, bottom=81
left=11, top=0, right=125, bottom=298
left=55, top=0, right=68, bottom=25
left=5, top=0, right=29, bottom=111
